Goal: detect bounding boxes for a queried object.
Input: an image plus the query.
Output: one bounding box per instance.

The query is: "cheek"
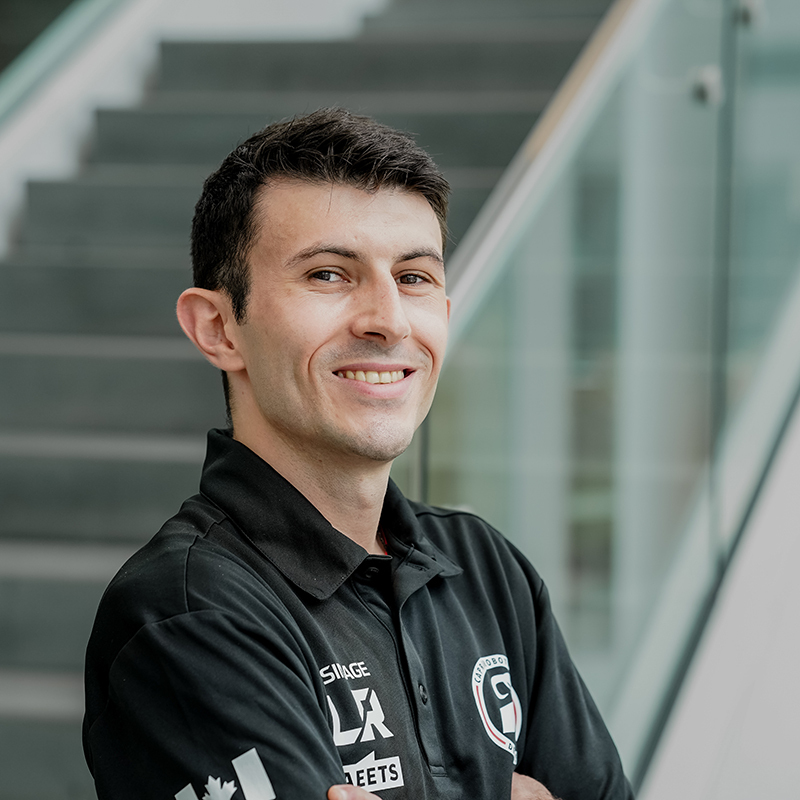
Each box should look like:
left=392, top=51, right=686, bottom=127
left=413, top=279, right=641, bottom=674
left=248, top=304, right=318, bottom=365
left=414, top=307, right=449, bottom=364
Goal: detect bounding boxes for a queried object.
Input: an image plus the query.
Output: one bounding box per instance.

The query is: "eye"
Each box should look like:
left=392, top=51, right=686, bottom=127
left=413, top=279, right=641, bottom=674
left=398, top=273, right=427, bottom=285
left=310, top=270, right=344, bottom=283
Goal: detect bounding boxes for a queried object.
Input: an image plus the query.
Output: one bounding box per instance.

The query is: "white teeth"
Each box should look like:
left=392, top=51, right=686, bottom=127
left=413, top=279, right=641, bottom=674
left=337, top=369, right=405, bottom=384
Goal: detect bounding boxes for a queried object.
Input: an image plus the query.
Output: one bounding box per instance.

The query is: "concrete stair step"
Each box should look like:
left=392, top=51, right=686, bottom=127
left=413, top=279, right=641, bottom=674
left=141, top=88, right=552, bottom=115
left=366, top=0, right=612, bottom=13
left=90, top=107, right=538, bottom=169
left=18, top=172, right=491, bottom=248
left=0, top=262, right=188, bottom=335
left=361, top=2, right=607, bottom=39
left=1, top=243, right=190, bottom=270
left=155, top=39, right=584, bottom=92
left=0, top=669, right=83, bottom=720
left=18, top=178, right=198, bottom=247
left=0, top=703, right=93, bottom=800
left=0, top=433, right=204, bottom=540
left=0, top=541, right=135, bottom=670
left=0, top=340, right=221, bottom=433
left=362, top=20, right=598, bottom=42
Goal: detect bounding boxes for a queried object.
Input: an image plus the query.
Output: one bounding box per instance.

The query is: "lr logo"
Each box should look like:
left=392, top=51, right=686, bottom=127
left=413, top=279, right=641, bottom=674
left=327, top=688, right=394, bottom=746
left=472, top=654, right=523, bottom=765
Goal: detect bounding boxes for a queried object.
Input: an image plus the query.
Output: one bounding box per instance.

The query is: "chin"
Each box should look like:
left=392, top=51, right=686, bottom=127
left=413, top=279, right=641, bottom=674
left=350, top=438, right=411, bottom=464
left=339, top=424, right=415, bottom=464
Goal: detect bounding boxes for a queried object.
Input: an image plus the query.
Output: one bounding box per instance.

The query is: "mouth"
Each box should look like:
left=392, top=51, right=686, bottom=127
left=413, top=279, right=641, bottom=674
left=335, top=369, right=408, bottom=385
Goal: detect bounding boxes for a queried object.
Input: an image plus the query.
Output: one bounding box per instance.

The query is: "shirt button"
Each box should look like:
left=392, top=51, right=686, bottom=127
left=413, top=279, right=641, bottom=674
left=418, top=683, right=428, bottom=704
left=363, top=566, right=380, bottom=580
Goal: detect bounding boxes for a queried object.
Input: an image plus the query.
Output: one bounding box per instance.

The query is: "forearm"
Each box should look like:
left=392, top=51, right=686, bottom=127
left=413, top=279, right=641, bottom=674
left=512, top=773, right=558, bottom=799
left=326, top=771, right=557, bottom=800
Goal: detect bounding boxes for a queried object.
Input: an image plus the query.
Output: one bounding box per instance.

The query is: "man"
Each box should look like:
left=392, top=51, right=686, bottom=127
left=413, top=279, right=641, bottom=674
left=83, top=108, right=633, bottom=800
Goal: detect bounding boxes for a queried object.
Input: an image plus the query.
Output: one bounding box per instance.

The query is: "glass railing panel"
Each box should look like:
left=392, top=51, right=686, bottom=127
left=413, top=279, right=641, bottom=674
left=426, top=0, right=727, bottom=777
left=719, top=0, right=800, bottom=546
left=728, top=0, right=800, bottom=398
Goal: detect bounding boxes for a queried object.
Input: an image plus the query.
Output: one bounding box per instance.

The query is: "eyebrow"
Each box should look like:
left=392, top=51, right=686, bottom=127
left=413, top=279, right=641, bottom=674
left=285, top=244, right=444, bottom=270
left=402, top=248, right=445, bottom=267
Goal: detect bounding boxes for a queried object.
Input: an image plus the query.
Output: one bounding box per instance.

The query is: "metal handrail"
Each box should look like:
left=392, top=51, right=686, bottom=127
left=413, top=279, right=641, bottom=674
left=0, top=0, right=128, bottom=127
left=445, top=0, right=669, bottom=344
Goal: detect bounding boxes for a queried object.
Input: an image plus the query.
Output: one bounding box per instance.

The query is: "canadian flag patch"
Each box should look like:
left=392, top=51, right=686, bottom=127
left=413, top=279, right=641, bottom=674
left=175, top=748, right=275, bottom=800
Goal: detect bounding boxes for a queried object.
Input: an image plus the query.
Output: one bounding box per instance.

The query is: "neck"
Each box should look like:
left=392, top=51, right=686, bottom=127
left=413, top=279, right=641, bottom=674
left=234, top=429, right=392, bottom=555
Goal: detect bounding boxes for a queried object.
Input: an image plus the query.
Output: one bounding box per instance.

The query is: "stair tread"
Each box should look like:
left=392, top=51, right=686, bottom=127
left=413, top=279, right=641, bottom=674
left=154, top=38, right=584, bottom=91
left=0, top=541, right=137, bottom=582
left=0, top=429, right=207, bottom=462
left=0, top=670, right=83, bottom=720
left=0, top=332, right=197, bottom=359
left=25, top=163, right=505, bottom=188
left=139, top=88, right=553, bottom=114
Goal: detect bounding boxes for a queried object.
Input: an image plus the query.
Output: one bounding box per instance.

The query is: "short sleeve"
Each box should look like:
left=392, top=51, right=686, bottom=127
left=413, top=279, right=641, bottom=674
left=84, top=608, right=346, bottom=800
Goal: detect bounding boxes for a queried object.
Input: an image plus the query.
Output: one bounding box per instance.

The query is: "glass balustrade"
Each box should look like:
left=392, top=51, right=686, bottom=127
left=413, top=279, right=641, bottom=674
left=391, top=0, right=800, bottom=784
left=718, top=0, right=800, bottom=549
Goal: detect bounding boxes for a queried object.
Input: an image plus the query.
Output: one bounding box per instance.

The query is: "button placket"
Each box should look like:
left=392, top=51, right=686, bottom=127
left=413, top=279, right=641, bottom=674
left=392, top=552, right=447, bottom=772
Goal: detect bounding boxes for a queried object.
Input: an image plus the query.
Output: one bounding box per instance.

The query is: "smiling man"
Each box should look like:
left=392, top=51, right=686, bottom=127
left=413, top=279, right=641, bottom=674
left=83, top=109, right=633, bottom=800
left=195, top=178, right=450, bottom=547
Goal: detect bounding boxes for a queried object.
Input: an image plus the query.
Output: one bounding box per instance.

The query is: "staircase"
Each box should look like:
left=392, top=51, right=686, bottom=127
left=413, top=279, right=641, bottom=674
left=0, top=1, right=612, bottom=796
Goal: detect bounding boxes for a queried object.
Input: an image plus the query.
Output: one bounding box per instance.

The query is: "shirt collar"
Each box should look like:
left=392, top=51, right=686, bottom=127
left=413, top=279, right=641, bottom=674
left=199, top=429, right=461, bottom=600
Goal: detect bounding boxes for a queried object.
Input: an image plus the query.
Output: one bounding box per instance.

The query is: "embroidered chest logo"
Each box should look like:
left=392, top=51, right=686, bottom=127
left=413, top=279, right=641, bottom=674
left=327, top=688, right=393, bottom=746
left=472, top=654, right=523, bottom=765
left=321, top=660, right=404, bottom=792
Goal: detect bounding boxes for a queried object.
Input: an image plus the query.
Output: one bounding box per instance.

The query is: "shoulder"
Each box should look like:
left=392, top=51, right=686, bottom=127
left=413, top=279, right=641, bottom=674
left=90, top=494, right=291, bottom=664
left=407, top=500, right=546, bottom=600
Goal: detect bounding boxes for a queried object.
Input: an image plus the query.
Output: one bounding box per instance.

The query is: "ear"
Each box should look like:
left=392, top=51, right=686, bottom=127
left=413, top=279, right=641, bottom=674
left=176, top=288, right=245, bottom=373
left=446, top=295, right=451, bottom=321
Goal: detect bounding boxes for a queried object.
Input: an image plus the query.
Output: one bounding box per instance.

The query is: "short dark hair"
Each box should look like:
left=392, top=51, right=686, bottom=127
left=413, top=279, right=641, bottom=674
left=190, top=107, right=450, bottom=323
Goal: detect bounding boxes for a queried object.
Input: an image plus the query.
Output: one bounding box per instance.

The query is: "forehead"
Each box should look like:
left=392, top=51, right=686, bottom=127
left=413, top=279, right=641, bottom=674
left=249, top=179, right=444, bottom=254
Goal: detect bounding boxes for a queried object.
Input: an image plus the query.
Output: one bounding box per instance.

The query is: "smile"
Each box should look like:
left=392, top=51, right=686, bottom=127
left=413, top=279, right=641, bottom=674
left=336, top=370, right=406, bottom=384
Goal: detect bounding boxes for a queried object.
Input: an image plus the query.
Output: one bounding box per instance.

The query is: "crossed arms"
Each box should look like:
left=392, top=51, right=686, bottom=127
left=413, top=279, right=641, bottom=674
left=329, top=773, right=557, bottom=800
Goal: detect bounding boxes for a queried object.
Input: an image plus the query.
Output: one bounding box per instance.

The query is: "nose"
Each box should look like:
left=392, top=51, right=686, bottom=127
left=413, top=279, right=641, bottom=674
left=351, top=273, right=411, bottom=345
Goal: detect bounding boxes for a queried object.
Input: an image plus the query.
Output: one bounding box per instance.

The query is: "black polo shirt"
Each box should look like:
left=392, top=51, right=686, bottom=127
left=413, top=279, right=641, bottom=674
left=83, top=429, right=632, bottom=800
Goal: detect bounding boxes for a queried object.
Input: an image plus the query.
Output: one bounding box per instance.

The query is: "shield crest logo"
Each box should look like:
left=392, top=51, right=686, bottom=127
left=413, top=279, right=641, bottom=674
left=471, top=654, right=523, bottom=764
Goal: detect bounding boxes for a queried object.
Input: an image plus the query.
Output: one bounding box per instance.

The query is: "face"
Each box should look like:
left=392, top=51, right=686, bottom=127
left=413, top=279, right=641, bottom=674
left=229, top=180, right=450, bottom=467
